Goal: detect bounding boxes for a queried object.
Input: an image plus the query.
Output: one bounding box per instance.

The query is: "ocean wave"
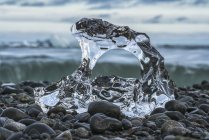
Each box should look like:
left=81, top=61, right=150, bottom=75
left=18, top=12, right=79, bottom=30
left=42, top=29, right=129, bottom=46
left=0, top=59, right=208, bottom=87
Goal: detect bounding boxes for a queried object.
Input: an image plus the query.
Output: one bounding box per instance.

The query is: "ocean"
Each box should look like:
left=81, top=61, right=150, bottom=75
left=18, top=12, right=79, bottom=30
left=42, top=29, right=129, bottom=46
left=0, top=0, right=209, bottom=86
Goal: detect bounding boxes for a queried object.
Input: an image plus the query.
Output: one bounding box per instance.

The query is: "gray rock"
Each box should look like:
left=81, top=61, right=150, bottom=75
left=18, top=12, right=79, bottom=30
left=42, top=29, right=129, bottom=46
left=199, top=104, right=209, bottom=113
left=1, top=107, right=28, bottom=121
left=4, top=121, right=26, bottom=132
left=47, top=106, right=66, bottom=116
left=18, top=118, right=36, bottom=126
left=55, top=130, right=72, bottom=140
left=75, top=112, right=90, bottom=122
left=90, top=113, right=122, bottom=133
left=161, top=120, right=190, bottom=136
left=148, top=113, right=170, bottom=128
left=75, top=127, right=90, bottom=138
left=150, top=107, right=166, bottom=115
left=165, top=111, right=185, bottom=121
left=15, top=93, right=33, bottom=103
left=23, top=123, right=55, bottom=135
left=90, top=135, right=108, bottom=140
left=88, top=101, right=121, bottom=119
left=131, top=118, right=142, bottom=127
left=122, top=119, right=132, bottom=129
left=0, top=127, right=14, bottom=140
left=7, top=132, right=23, bottom=140
left=165, top=100, right=187, bottom=114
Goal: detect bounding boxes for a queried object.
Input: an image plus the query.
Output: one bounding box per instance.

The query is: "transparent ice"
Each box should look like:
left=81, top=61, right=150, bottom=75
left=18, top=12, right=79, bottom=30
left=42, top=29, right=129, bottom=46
left=34, top=18, right=175, bottom=117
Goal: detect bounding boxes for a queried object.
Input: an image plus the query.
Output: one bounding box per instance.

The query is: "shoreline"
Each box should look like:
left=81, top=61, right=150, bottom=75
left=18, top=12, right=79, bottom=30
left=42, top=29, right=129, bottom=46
left=0, top=80, right=209, bottom=139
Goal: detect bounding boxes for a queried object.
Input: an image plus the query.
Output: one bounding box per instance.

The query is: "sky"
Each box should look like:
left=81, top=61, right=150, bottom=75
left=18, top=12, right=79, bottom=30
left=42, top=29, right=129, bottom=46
left=0, top=0, right=209, bottom=45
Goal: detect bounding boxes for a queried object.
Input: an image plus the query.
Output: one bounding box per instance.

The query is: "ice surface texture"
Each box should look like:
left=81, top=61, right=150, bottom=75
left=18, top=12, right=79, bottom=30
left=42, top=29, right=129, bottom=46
left=34, top=18, right=175, bottom=117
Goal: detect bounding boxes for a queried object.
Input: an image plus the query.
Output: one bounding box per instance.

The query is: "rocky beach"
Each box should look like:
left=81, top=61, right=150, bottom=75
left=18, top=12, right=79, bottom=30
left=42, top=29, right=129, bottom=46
left=0, top=1, right=209, bottom=140
left=0, top=80, right=209, bottom=140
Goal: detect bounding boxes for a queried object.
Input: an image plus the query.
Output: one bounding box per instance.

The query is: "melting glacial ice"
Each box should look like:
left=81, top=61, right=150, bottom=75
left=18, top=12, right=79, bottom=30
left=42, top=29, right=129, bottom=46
left=34, top=18, right=175, bottom=117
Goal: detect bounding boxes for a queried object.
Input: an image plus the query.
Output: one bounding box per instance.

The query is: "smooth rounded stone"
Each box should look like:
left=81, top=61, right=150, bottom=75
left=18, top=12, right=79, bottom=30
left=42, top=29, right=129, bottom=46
left=148, top=113, right=170, bottom=128
left=36, top=112, right=47, bottom=121
left=55, top=130, right=72, bottom=140
left=7, top=132, right=23, bottom=140
left=178, top=95, right=194, bottom=102
left=0, top=127, right=14, bottom=140
left=75, top=112, right=90, bottom=122
left=1, top=107, right=28, bottom=121
left=15, top=93, right=33, bottom=103
left=163, top=135, right=176, bottom=140
left=40, top=133, right=51, bottom=140
left=189, top=108, right=207, bottom=116
left=131, top=118, right=143, bottom=127
left=22, top=86, right=34, bottom=95
left=121, top=119, right=132, bottom=129
left=3, top=121, right=26, bottom=132
left=40, top=117, right=56, bottom=128
left=161, top=120, right=190, bottom=136
left=0, top=117, right=13, bottom=127
left=165, top=100, right=187, bottom=114
left=110, top=137, right=126, bottom=140
left=88, top=101, right=121, bottom=119
left=199, top=104, right=209, bottom=113
left=75, top=127, right=90, bottom=138
left=143, top=121, right=157, bottom=130
left=90, top=113, right=122, bottom=133
left=150, top=107, right=166, bottom=115
left=23, top=123, right=55, bottom=135
left=19, top=118, right=36, bottom=126
left=1, top=86, right=23, bottom=95
left=47, top=106, right=66, bottom=116
left=27, top=108, right=41, bottom=118
left=134, top=130, right=150, bottom=137
left=90, top=135, right=108, bottom=140
left=62, top=114, right=74, bottom=122
left=190, top=118, right=209, bottom=127
left=27, top=104, right=43, bottom=113
left=20, top=81, right=45, bottom=88
left=165, top=111, right=185, bottom=121
left=74, top=122, right=90, bottom=130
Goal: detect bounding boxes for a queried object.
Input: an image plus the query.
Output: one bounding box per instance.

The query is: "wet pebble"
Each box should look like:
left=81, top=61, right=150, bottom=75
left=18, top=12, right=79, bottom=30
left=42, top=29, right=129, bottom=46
left=161, top=120, right=190, bottom=136
left=75, top=127, right=90, bottom=138
left=19, top=118, right=36, bottom=126
left=88, top=101, right=121, bottom=119
left=23, top=123, right=56, bottom=136
left=47, top=106, right=66, bottom=116
left=55, top=130, right=72, bottom=140
left=7, top=132, right=23, bottom=140
left=3, top=121, right=26, bottom=132
left=90, top=113, right=122, bottom=133
left=75, top=112, right=90, bottom=122
left=199, top=104, right=209, bottom=113
left=121, top=119, right=132, bottom=129
left=0, top=127, right=14, bottom=140
left=150, top=107, right=166, bottom=115
left=1, top=107, right=28, bottom=121
left=165, top=111, right=185, bottom=121
left=165, top=100, right=187, bottom=114
left=90, top=135, right=108, bottom=140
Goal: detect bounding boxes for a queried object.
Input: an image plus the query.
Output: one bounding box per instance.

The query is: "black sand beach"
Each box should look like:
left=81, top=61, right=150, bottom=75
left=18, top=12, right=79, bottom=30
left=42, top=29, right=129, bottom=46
left=0, top=80, right=209, bottom=140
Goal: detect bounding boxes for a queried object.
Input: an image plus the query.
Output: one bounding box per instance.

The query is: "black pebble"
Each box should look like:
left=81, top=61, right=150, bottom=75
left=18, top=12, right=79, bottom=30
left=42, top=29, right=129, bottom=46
left=165, top=100, right=187, bottom=114
left=75, top=112, right=90, bottom=122
left=90, top=113, right=122, bottom=133
left=23, top=123, right=56, bottom=135
left=150, top=107, right=166, bottom=115
left=1, top=107, right=28, bottom=121
left=88, top=101, right=121, bottom=119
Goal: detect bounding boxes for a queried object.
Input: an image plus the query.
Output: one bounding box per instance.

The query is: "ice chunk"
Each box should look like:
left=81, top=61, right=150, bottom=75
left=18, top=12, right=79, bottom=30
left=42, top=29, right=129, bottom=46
left=34, top=18, right=175, bottom=117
